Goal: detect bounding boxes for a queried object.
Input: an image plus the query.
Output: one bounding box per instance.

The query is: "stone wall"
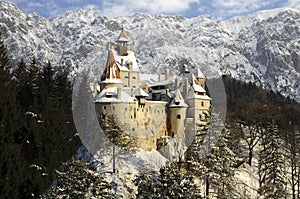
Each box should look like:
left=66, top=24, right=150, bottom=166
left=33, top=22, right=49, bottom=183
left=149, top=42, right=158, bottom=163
left=95, top=100, right=168, bottom=150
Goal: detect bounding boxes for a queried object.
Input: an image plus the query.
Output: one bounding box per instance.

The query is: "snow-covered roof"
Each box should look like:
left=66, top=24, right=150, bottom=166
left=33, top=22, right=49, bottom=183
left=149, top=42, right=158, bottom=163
left=102, top=48, right=122, bottom=81
left=134, top=88, right=149, bottom=97
left=100, top=78, right=123, bottom=84
left=140, top=73, right=159, bottom=83
left=190, top=67, right=205, bottom=78
left=112, top=49, right=140, bottom=72
left=192, top=83, right=206, bottom=93
left=150, top=78, right=174, bottom=87
left=89, top=82, right=100, bottom=93
left=117, top=29, right=129, bottom=42
left=150, top=89, right=168, bottom=94
left=169, top=89, right=188, bottom=108
left=186, top=89, right=211, bottom=100
left=95, top=86, right=134, bottom=103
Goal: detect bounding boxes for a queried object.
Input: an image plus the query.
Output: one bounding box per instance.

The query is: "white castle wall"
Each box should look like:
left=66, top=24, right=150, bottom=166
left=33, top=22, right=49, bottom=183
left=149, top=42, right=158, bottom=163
left=95, top=100, right=168, bottom=150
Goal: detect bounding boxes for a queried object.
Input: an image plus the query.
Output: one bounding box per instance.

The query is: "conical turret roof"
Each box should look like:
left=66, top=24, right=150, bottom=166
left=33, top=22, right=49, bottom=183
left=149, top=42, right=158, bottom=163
left=169, top=89, right=188, bottom=108
left=117, top=27, right=129, bottom=42
left=104, top=48, right=121, bottom=80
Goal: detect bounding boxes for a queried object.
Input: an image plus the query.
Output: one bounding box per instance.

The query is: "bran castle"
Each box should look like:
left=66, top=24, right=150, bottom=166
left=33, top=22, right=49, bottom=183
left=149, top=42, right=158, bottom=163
left=92, top=29, right=211, bottom=151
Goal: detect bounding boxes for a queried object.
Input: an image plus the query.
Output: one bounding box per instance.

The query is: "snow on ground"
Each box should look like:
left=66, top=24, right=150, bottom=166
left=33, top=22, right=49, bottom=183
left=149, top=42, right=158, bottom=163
left=81, top=145, right=170, bottom=198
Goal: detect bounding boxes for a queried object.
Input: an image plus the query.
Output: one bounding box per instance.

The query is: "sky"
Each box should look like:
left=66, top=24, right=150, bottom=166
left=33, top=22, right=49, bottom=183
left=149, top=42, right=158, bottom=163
left=6, top=0, right=300, bottom=20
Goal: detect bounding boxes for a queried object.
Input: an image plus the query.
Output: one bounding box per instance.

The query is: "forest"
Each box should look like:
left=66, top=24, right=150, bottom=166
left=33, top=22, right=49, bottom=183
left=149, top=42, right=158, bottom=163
left=1, top=33, right=300, bottom=198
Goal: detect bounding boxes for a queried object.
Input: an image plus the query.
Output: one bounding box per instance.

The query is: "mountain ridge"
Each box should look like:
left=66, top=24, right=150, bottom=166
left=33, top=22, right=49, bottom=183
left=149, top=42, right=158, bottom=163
left=0, top=1, right=299, bottom=102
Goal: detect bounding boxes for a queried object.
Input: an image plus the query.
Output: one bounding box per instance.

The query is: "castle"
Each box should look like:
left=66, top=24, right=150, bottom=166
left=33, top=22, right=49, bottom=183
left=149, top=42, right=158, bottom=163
left=93, top=28, right=211, bottom=151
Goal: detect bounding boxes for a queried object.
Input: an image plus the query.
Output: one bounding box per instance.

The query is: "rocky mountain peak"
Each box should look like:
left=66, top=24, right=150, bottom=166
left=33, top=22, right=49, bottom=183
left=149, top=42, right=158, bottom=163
left=0, top=1, right=299, bottom=102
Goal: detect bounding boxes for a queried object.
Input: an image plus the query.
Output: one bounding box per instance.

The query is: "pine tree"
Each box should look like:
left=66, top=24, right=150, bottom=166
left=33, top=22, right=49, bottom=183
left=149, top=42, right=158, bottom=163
left=200, top=129, right=237, bottom=198
left=135, top=162, right=201, bottom=199
left=0, top=33, right=25, bottom=199
left=134, top=170, right=161, bottom=199
left=41, top=157, right=116, bottom=198
left=100, top=115, right=136, bottom=152
left=258, top=121, right=287, bottom=198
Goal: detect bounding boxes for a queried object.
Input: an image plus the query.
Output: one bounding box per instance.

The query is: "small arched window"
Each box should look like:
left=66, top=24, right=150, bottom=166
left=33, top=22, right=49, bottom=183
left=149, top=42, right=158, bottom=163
left=177, top=114, right=181, bottom=119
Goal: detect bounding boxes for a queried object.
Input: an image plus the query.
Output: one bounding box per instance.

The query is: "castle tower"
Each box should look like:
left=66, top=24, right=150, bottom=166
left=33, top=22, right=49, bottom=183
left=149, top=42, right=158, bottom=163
left=186, top=74, right=211, bottom=124
left=169, top=90, right=188, bottom=137
left=194, top=67, right=206, bottom=88
left=99, top=44, right=123, bottom=91
left=117, top=27, right=130, bottom=56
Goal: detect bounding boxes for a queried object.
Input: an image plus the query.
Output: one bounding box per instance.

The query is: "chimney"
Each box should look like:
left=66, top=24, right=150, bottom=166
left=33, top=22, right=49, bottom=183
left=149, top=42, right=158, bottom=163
left=165, top=68, right=170, bottom=80
left=166, top=89, right=169, bottom=96
left=183, top=65, right=186, bottom=73
left=128, top=61, right=133, bottom=71
left=121, top=58, right=124, bottom=66
left=183, top=77, right=189, bottom=98
left=175, top=77, right=180, bottom=90
left=117, top=87, right=122, bottom=100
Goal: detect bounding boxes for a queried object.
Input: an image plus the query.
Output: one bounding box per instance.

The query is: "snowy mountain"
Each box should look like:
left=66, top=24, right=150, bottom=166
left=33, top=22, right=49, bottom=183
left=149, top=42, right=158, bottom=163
left=0, top=1, right=299, bottom=101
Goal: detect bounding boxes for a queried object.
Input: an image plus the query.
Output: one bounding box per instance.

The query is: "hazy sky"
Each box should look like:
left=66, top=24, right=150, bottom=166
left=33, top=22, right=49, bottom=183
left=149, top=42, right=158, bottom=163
left=6, top=0, right=300, bottom=19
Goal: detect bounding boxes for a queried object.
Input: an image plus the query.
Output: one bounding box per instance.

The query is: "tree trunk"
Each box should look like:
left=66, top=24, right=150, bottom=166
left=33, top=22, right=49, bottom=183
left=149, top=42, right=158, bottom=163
left=291, top=157, right=295, bottom=199
left=205, top=177, right=209, bottom=198
left=248, top=146, right=253, bottom=166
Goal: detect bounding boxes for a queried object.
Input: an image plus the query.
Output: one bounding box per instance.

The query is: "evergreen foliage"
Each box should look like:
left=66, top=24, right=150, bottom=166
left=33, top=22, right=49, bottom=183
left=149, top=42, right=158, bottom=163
left=199, top=129, right=237, bottom=198
left=258, top=121, right=288, bottom=198
left=135, top=162, right=201, bottom=199
left=0, top=33, right=81, bottom=198
left=41, top=157, right=116, bottom=199
left=100, top=115, right=137, bottom=152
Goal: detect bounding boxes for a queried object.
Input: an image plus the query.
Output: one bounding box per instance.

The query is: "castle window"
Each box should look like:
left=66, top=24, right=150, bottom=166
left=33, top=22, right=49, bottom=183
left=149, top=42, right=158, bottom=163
left=132, top=76, right=136, bottom=79
left=132, top=127, right=135, bottom=131
left=103, top=106, right=106, bottom=110
left=131, top=115, right=133, bottom=119
left=201, top=101, right=204, bottom=107
left=177, top=114, right=181, bottom=119
left=125, top=108, right=127, bottom=111
left=125, top=76, right=128, bottom=78
left=157, top=110, right=160, bottom=114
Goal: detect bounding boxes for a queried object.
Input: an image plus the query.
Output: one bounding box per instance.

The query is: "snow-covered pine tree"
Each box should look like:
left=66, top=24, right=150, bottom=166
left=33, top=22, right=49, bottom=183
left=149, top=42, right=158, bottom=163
left=42, top=157, right=116, bottom=198
left=258, top=121, right=287, bottom=198
left=134, top=170, right=161, bottom=198
left=135, top=162, right=201, bottom=199
left=200, top=128, right=237, bottom=198
left=285, top=128, right=300, bottom=199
